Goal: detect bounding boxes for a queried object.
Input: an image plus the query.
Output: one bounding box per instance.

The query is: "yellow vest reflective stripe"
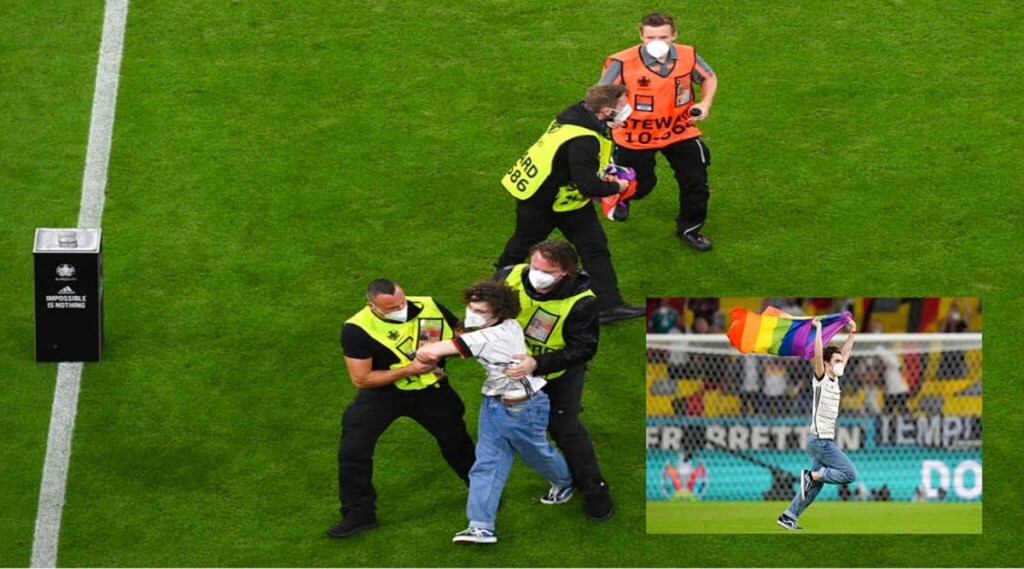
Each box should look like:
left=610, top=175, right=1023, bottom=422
left=504, top=265, right=595, bottom=379
left=501, top=121, right=614, bottom=212
left=345, top=296, right=453, bottom=391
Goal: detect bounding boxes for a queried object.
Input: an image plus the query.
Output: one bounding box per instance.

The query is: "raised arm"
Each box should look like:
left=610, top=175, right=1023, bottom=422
left=812, top=319, right=824, bottom=379
left=839, top=317, right=857, bottom=362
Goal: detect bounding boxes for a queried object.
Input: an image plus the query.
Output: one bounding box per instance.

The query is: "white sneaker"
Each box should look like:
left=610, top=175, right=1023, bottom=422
left=540, top=484, right=575, bottom=504
left=452, top=527, right=497, bottom=545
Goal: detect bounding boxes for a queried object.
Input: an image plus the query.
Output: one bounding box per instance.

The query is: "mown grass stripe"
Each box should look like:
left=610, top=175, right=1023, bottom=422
left=31, top=1, right=128, bottom=566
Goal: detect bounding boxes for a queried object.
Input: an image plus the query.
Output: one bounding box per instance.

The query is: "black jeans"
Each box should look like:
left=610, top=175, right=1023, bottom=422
left=615, top=137, right=711, bottom=235
left=541, top=365, right=608, bottom=495
left=337, top=378, right=475, bottom=519
left=497, top=201, right=624, bottom=309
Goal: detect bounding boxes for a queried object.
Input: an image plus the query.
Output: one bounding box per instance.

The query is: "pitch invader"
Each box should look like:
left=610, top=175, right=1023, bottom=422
left=777, top=317, right=859, bottom=530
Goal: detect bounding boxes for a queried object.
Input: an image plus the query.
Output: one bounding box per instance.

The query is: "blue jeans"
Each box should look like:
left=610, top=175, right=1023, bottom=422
left=467, top=392, right=572, bottom=529
left=784, top=434, right=858, bottom=520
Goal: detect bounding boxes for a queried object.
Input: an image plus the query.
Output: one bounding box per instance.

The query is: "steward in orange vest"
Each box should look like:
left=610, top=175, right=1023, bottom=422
left=604, top=42, right=703, bottom=150
left=600, top=12, right=718, bottom=252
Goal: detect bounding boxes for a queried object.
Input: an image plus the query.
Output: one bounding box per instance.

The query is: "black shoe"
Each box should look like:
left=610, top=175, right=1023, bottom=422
left=585, top=484, right=614, bottom=522
left=599, top=304, right=645, bottom=324
left=678, top=231, right=712, bottom=251
left=776, top=514, right=803, bottom=531
left=326, top=516, right=378, bottom=538
left=610, top=201, right=629, bottom=222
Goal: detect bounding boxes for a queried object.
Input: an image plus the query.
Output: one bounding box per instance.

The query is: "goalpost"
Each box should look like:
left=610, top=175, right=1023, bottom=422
left=646, top=333, right=982, bottom=503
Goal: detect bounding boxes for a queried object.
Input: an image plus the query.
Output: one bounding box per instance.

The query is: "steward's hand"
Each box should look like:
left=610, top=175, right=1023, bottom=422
left=416, top=350, right=440, bottom=364
left=690, top=102, right=710, bottom=121
left=407, top=358, right=436, bottom=375
left=601, top=176, right=629, bottom=192
left=506, top=354, right=538, bottom=378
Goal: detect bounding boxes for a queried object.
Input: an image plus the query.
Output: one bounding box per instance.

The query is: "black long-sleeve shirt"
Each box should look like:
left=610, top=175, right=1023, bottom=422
left=526, top=102, right=621, bottom=210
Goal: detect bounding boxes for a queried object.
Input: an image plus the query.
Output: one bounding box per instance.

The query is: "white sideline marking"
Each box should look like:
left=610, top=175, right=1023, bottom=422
left=31, top=1, right=128, bottom=567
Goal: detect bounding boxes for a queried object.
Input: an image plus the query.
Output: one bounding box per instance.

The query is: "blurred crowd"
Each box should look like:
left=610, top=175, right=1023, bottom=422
left=646, top=298, right=980, bottom=418
left=659, top=351, right=920, bottom=417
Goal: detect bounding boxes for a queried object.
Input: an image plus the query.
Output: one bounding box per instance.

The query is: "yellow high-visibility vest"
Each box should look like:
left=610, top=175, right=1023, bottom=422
left=501, top=121, right=613, bottom=212
left=345, top=296, right=452, bottom=390
left=505, top=265, right=595, bottom=379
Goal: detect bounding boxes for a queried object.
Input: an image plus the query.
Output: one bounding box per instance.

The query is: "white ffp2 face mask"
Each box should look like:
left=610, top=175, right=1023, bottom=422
left=528, top=269, right=558, bottom=291
left=832, top=362, right=846, bottom=377
left=645, top=40, right=670, bottom=59
left=378, top=304, right=408, bottom=323
left=609, top=103, right=633, bottom=123
left=464, top=309, right=490, bottom=328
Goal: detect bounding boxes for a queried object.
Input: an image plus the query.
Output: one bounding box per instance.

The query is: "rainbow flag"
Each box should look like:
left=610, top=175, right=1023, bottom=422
left=726, top=307, right=852, bottom=360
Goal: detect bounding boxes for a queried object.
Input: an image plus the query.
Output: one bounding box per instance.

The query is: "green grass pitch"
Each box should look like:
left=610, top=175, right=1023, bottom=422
left=647, top=501, right=982, bottom=534
left=1, top=0, right=1021, bottom=567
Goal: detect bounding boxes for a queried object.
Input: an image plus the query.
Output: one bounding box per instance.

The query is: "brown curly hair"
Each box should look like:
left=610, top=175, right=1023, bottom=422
left=461, top=281, right=521, bottom=321
left=823, top=346, right=842, bottom=364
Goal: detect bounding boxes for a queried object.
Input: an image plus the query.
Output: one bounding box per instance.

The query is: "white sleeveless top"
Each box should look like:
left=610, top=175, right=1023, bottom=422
left=811, top=372, right=842, bottom=440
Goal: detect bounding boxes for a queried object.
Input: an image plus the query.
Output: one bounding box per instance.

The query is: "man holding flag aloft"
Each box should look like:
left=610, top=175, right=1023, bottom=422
left=776, top=316, right=858, bottom=531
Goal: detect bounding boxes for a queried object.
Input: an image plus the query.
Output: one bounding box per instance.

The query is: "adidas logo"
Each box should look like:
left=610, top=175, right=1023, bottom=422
left=58, top=286, right=76, bottom=294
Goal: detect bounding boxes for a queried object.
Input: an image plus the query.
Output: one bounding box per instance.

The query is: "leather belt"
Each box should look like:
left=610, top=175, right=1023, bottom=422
left=497, top=395, right=531, bottom=406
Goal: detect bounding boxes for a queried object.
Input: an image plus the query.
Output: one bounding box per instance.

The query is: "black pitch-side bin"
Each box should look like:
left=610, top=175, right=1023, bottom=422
left=34, top=228, right=103, bottom=362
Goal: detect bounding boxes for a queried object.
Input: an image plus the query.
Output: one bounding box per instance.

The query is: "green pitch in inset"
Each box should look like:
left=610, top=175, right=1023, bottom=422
left=647, top=501, right=982, bottom=534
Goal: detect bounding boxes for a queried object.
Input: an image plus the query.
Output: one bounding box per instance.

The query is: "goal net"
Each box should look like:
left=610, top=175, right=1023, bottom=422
left=646, top=333, right=982, bottom=503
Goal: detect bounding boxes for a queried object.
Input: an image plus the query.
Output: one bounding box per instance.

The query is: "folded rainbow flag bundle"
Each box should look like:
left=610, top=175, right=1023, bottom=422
left=596, top=164, right=637, bottom=221
left=726, top=307, right=852, bottom=360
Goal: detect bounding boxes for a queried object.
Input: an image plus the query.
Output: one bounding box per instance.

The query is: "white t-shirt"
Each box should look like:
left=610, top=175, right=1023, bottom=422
left=811, top=372, right=842, bottom=440
left=454, top=319, right=546, bottom=398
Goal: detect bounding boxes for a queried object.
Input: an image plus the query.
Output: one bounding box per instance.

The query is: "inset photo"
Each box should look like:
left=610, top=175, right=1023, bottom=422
left=645, top=298, right=982, bottom=534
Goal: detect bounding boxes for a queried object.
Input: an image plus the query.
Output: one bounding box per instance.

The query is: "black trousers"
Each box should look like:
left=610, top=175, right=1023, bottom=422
left=615, top=137, right=711, bottom=236
left=337, top=378, right=475, bottom=519
left=496, top=201, right=624, bottom=309
left=541, top=365, right=608, bottom=495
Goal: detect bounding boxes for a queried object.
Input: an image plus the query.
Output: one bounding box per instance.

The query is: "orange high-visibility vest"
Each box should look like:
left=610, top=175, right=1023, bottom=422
left=604, top=44, right=702, bottom=150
